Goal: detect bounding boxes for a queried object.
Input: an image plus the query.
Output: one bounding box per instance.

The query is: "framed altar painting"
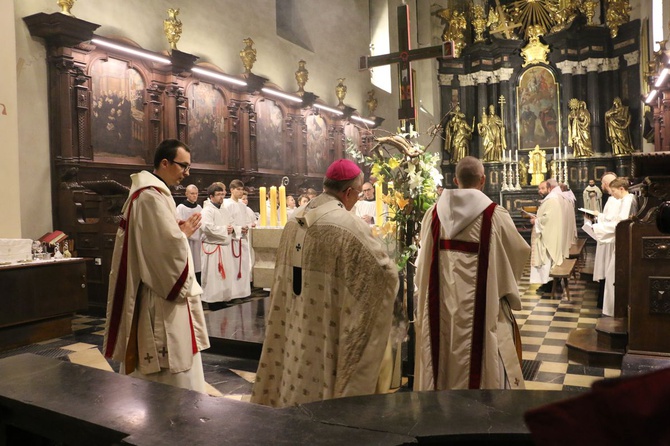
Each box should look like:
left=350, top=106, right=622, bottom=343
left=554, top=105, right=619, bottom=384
left=90, top=57, right=147, bottom=161
left=516, top=65, right=561, bottom=150
left=186, top=81, right=227, bottom=165
left=255, top=98, right=285, bottom=171
left=305, top=112, right=330, bottom=174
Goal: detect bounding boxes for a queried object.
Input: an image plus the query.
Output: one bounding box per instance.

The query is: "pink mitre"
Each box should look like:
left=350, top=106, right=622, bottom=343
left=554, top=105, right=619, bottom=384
left=325, top=159, right=361, bottom=181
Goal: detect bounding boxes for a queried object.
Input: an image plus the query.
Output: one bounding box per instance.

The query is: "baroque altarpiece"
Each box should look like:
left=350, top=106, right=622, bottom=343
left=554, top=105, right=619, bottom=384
left=435, top=2, right=641, bottom=239
left=23, top=12, right=374, bottom=313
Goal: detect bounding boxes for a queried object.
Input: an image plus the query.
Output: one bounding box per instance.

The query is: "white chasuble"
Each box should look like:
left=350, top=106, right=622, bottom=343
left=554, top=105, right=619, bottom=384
left=251, top=194, right=399, bottom=408
left=414, top=189, right=529, bottom=391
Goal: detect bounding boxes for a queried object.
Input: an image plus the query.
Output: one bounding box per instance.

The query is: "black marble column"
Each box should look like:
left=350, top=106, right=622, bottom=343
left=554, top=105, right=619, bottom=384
left=559, top=64, right=573, bottom=151
left=476, top=74, right=488, bottom=159
left=586, top=62, right=602, bottom=154
left=500, top=76, right=515, bottom=151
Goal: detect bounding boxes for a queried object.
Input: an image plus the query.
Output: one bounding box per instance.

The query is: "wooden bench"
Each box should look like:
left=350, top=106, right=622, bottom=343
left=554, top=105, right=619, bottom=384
left=568, top=239, right=587, bottom=277
left=549, top=258, right=578, bottom=301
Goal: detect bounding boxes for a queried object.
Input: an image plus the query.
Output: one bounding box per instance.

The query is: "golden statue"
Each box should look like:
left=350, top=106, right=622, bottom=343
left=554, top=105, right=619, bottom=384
left=57, top=0, right=75, bottom=16
left=437, top=9, right=467, bottom=58
left=489, top=102, right=507, bottom=156
left=445, top=110, right=474, bottom=164
left=472, top=5, right=487, bottom=43
left=366, top=90, right=378, bottom=117
left=164, top=8, right=182, bottom=51
left=605, top=0, right=631, bottom=38
left=605, top=97, right=635, bottom=156
left=295, top=60, right=308, bottom=97
left=519, top=158, right=529, bottom=186
left=568, top=99, right=593, bottom=158
left=478, top=109, right=496, bottom=162
left=528, top=146, right=547, bottom=186
left=239, top=38, right=257, bottom=74
left=335, top=78, right=347, bottom=108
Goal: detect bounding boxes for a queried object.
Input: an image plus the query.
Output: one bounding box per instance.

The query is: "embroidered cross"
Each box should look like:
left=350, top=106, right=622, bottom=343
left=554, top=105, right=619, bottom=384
left=298, top=219, right=305, bottom=226
left=159, top=346, right=168, bottom=357
left=337, top=202, right=343, bottom=208
left=144, top=353, right=154, bottom=364
left=514, top=378, right=520, bottom=386
left=296, top=243, right=302, bottom=252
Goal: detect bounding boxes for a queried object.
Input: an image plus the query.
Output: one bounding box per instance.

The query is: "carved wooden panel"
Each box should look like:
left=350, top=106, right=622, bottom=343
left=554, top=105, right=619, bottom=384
left=642, top=237, right=670, bottom=260
left=649, top=277, right=670, bottom=315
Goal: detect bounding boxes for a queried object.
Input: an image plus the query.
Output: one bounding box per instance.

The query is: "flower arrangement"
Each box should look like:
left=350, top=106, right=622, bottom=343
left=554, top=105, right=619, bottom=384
left=347, top=125, right=443, bottom=271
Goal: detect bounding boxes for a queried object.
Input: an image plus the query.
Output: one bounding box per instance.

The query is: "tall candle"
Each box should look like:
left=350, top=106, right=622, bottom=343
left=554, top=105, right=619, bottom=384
left=375, top=182, right=383, bottom=226
left=564, top=146, right=567, bottom=159
left=269, top=186, right=278, bottom=227
left=515, top=150, right=518, bottom=163
left=553, top=147, right=557, bottom=160
left=259, top=187, right=267, bottom=227
left=279, top=185, right=287, bottom=226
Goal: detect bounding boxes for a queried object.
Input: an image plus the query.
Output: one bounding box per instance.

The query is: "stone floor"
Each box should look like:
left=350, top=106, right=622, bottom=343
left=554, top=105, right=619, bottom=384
left=0, top=247, right=620, bottom=399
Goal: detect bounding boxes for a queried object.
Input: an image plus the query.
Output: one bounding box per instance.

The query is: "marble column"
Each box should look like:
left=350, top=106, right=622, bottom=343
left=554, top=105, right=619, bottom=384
left=585, top=58, right=604, bottom=154
left=497, top=68, right=515, bottom=151
left=556, top=61, right=576, bottom=151
left=623, top=51, right=641, bottom=149
left=474, top=71, right=490, bottom=159
left=459, top=73, right=477, bottom=157
left=438, top=73, right=456, bottom=121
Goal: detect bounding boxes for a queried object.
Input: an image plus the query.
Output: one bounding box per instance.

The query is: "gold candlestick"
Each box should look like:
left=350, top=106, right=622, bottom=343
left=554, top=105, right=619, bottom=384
left=335, top=78, right=347, bottom=108
left=239, top=37, right=257, bottom=74
left=164, top=8, right=183, bottom=51
left=295, top=60, right=309, bottom=97
left=57, top=0, right=75, bottom=16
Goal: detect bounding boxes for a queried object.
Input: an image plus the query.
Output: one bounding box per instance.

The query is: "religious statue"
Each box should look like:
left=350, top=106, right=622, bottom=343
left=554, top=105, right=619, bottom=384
left=568, top=99, right=593, bottom=157
left=518, top=158, right=529, bottom=186
left=582, top=180, right=602, bottom=213
left=437, top=9, right=467, bottom=58
left=447, top=113, right=474, bottom=164
left=239, top=38, right=257, bottom=74
left=488, top=103, right=507, bottom=157
left=528, top=145, right=547, bottom=186
left=163, top=8, right=182, bottom=51
left=443, top=104, right=466, bottom=158
left=478, top=109, right=496, bottom=162
left=335, top=78, right=347, bottom=109
left=605, top=97, right=635, bottom=156
left=366, top=90, right=378, bottom=117
left=295, top=60, right=308, bottom=97
left=605, top=0, right=631, bottom=38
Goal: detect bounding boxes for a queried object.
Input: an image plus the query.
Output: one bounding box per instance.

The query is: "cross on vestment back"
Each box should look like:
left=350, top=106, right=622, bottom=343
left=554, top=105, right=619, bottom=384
left=359, top=4, right=455, bottom=130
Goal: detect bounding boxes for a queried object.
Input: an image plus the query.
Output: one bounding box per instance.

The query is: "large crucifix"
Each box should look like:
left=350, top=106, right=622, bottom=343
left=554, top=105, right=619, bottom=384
left=359, top=4, right=455, bottom=131
left=358, top=4, right=455, bottom=390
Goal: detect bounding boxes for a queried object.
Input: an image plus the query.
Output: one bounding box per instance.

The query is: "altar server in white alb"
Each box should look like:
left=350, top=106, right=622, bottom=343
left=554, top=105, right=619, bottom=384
left=592, top=177, right=637, bottom=316
left=589, top=172, right=617, bottom=308
left=414, top=157, right=529, bottom=390
left=176, top=184, right=202, bottom=284
left=224, top=179, right=254, bottom=299
left=103, top=139, right=209, bottom=393
left=252, top=159, right=399, bottom=408
left=200, top=182, right=234, bottom=308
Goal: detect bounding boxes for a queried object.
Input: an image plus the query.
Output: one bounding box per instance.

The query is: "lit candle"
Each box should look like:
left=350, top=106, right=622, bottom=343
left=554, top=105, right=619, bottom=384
left=375, top=182, right=383, bottom=226
left=553, top=147, right=557, bottom=160
left=279, top=185, right=287, bottom=226
left=259, top=187, right=267, bottom=227
left=269, top=186, right=278, bottom=227
left=564, top=146, right=567, bottom=159
left=515, top=150, right=518, bottom=163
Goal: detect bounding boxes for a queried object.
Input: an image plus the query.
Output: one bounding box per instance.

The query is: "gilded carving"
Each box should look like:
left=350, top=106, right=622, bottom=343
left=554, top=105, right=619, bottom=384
left=437, top=9, right=467, bottom=58
left=239, top=38, right=257, bottom=74
left=164, top=8, right=182, bottom=51
left=521, top=25, right=550, bottom=67
left=642, top=238, right=670, bottom=260
left=605, top=0, right=631, bottom=38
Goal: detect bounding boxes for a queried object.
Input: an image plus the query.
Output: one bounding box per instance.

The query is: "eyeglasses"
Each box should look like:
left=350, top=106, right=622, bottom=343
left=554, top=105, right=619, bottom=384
left=170, top=160, right=191, bottom=172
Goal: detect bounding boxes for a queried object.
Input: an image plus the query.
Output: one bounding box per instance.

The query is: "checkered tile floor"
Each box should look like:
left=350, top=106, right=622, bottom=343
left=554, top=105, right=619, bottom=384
left=514, top=255, right=621, bottom=390
left=1, top=249, right=620, bottom=394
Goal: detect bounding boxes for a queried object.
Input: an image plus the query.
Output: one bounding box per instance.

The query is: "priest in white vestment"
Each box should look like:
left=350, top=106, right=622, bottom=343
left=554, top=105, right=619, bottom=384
left=592, top=178, right=637, bottom=316
left=103, top=139, right=209, bottom=393
left=200, top=183, right=234, bottom=307
left=590, top=172, right=618, bottom=309
left=530, top=179, right=567, bottom=289
left=176, top=184, right=202, bottom=283
left=559, top=184, right=577, bottom=258
left=414, top=157, right=528, bottom=391
left=224, top=180, right=254, bottom=299
left=252, top=159, right=399, bottom=408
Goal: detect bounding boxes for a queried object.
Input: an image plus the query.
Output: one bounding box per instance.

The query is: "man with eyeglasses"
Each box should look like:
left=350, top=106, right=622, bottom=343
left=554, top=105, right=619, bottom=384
left=353, top=181, right=378, bottom=225
left=103, top=139, right=210, bottom=394
left=252, top=159, right=399, bottom=408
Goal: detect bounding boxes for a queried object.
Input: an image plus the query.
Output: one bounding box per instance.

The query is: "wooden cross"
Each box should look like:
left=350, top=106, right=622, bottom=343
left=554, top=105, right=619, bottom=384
left=360, top=4, right=455, bottom=130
